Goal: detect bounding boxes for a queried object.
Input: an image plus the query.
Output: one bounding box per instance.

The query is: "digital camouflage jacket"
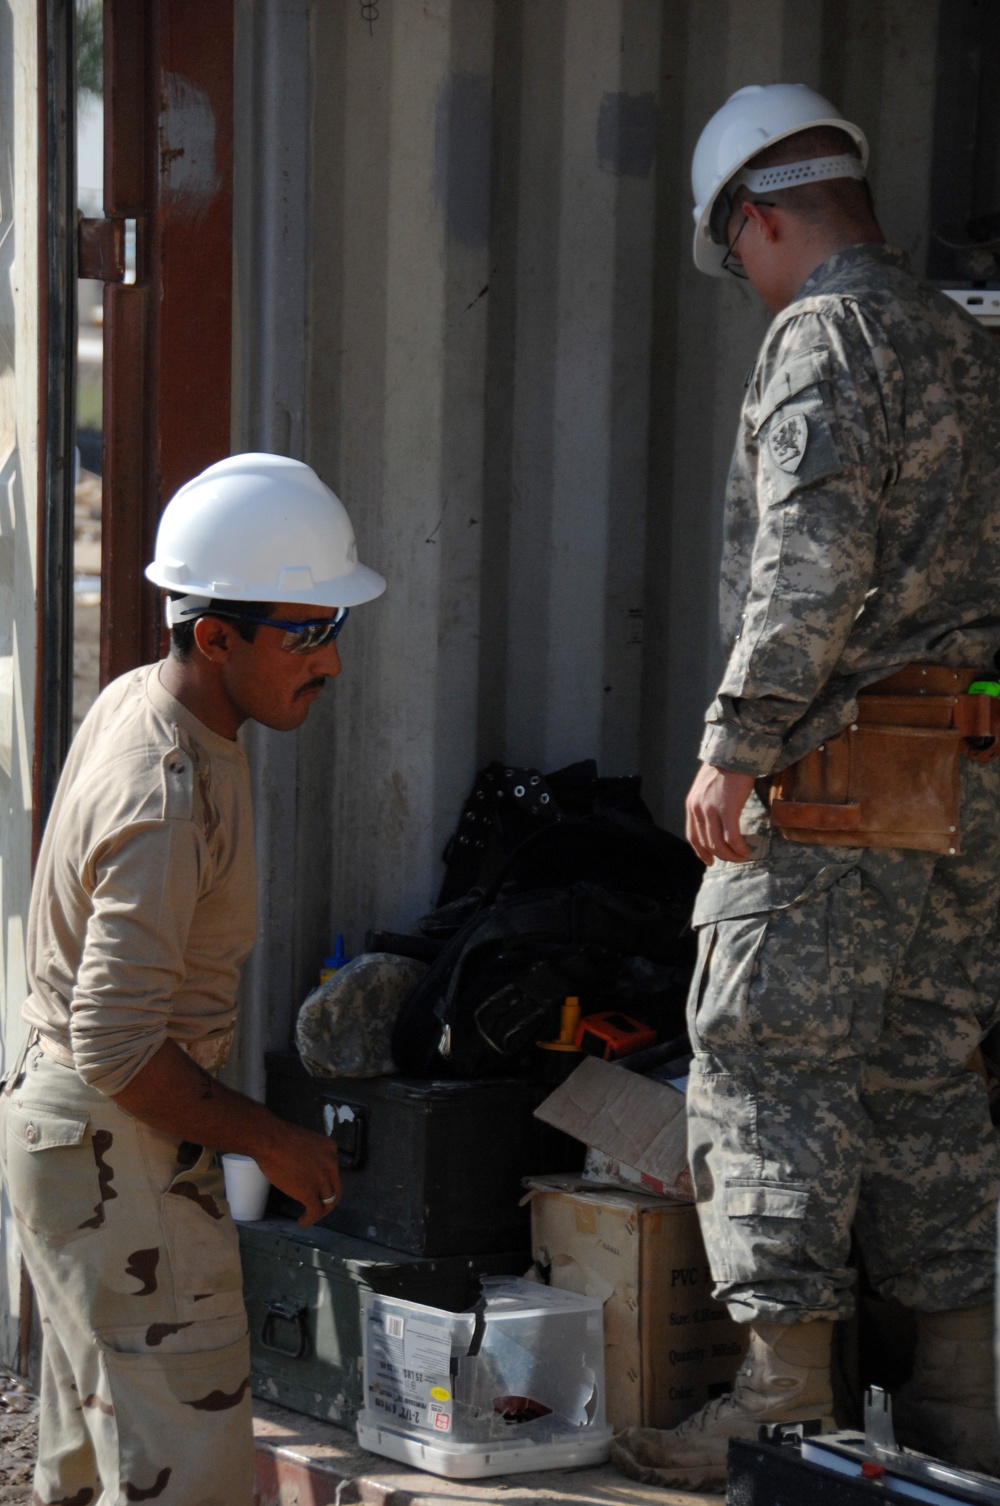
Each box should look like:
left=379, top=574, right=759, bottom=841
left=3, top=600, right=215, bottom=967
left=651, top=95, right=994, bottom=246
left=700, top=243, right=1000, bottom=775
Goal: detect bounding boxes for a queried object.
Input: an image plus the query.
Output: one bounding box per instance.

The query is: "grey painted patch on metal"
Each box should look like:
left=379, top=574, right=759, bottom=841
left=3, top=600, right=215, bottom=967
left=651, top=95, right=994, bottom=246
left=161, top=71, right=222, bottom=211
left=434, top=72, right=492, bottom=248
left=597, top=91, right=658, bottom=178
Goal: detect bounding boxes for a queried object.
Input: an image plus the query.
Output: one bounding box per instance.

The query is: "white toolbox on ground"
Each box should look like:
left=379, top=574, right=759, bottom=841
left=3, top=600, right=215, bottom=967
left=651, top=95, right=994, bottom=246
left=355, top=1276, right=613, bottom=1478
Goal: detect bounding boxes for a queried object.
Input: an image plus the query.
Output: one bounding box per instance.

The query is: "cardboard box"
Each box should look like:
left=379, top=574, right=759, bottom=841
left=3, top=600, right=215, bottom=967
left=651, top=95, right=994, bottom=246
left=533, top=1055, right=694, bottom=1201
left=527, top=1176, right=748, bottom=1432
left=583, top=1145, right=691, bottom=1200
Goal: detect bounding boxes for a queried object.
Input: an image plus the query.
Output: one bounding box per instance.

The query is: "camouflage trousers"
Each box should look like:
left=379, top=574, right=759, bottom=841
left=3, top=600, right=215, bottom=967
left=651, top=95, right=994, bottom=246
left=0, top=1045, right=253, bottom=1506
left=687, top=753, right=1000, bottom=1325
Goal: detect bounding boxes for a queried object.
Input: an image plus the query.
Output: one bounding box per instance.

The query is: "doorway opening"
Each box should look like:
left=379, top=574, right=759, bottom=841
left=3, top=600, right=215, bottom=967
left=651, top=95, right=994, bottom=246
left=74, top=0, right=102, bottom=732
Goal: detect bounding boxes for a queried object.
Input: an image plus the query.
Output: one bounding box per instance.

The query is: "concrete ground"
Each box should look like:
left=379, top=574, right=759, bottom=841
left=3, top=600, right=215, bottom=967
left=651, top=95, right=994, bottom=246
left=0, top=1386, right=718, bottom=1506
left=253, top=1398, right=719, bottom=1506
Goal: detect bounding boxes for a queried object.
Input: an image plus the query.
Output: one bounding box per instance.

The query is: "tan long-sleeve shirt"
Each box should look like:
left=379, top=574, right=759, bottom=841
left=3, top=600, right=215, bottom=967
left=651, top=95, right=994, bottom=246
left=23, top=663, right=256, bottom=1095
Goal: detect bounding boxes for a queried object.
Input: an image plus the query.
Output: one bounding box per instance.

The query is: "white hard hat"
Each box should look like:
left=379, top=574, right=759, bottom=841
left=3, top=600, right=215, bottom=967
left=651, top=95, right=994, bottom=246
left=145, top=453, right=386, bottom=616
left=691, top=83, right=868, bottom=276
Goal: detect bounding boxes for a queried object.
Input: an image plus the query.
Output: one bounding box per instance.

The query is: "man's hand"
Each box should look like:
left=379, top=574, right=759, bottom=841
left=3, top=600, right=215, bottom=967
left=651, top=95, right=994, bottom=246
left=685, top=763, right=757, bottom=866
left=112, top=1039, right=342, bottom=1227
left=252, top=1124, right=343, bottom=1229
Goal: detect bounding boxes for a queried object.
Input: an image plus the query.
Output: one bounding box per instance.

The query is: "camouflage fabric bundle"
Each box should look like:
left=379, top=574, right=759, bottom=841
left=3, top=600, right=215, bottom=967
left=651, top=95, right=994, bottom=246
left=295, top=952, right=427, bottom=1078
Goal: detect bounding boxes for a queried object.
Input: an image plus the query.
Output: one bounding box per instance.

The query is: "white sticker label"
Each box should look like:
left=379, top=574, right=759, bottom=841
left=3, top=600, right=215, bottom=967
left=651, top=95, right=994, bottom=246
left=366, top=1310, right=454, bottom=1432
left=403, top=1320, right=452, bottom=1376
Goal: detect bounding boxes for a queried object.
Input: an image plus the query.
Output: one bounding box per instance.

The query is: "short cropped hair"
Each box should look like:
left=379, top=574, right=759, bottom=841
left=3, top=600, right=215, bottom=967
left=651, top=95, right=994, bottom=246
left=168, top=596, right=272, bottom=660
left=733, top=125, right=873, bottom=225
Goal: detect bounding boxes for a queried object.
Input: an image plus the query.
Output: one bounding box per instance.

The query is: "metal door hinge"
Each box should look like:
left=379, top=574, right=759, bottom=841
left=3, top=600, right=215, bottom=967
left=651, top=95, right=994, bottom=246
left=77, top=216, right=125, bottom=282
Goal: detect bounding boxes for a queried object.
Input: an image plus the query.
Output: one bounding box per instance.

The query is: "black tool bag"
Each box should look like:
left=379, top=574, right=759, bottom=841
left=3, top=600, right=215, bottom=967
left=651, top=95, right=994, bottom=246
left=389, top=808, right=702, bottom=1079
left=435, top=758, right=652, bottom=905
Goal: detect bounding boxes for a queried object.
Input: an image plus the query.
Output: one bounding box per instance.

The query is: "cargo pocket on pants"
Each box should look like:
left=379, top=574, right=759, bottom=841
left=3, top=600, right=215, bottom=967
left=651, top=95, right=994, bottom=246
left=747, top=871, right=860, bottom=1054
left=715, top=1180, right=810, bottom=1284
left=689, top=866, right=861, bottom=1060
left=160, top=1149, right=244, bottom=1323
left=688, top=917, right=769, bottom=1053
left=97, top=1329, right=253, bottom=1506
left=0, top=1100, right=103, bottom=1245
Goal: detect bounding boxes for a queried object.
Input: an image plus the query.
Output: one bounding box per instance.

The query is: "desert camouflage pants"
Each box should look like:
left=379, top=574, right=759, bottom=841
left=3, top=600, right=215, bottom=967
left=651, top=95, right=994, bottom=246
left=687, top=753, right=1000, bottom=1325
left=0, top=1046, right=253, bottom=1506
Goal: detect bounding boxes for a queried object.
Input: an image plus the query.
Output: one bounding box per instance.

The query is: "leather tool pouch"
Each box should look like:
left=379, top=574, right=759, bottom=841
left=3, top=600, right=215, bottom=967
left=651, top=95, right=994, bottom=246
left=768, top=669, right=1000, bottom=854
left=769, top=722, right=963, bottom=853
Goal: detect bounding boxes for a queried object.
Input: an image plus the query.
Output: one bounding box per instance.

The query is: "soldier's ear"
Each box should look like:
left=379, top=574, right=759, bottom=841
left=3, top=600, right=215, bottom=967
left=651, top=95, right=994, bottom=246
left=743, top=201, right=781, bottom=246
left=192, top=615, right=239, bottom=664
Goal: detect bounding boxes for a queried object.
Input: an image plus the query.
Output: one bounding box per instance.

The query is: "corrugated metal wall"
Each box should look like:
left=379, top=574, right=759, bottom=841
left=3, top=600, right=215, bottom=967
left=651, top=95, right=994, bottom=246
left=230, top=0, right=941, bottom=1075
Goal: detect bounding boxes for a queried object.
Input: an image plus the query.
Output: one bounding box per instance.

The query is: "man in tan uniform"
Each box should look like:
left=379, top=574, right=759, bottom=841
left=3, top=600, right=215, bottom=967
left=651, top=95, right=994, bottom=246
left=0, top=454, right=385, bottom=1506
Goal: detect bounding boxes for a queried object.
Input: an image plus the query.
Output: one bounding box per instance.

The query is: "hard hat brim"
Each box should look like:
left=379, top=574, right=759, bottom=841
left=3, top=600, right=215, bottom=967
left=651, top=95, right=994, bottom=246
left=693, top=115, right=868, bottom=277
left=145, top=558, right=387, bottom=609
left=146, top=452, right=388, bottom=614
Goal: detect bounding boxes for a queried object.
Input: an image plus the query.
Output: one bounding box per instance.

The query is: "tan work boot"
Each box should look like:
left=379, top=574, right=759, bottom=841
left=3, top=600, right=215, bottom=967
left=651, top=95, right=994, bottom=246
left=893, top=1305, right=999, bottom=1476
left=611, top=1319, right=835, bottom=1494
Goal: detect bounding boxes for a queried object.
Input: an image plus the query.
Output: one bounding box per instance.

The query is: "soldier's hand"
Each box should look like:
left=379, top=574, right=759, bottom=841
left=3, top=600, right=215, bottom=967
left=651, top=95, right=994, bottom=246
left=685, top=763, right=756, bottom=865
left=255, top=1122, right=344, bottom=1228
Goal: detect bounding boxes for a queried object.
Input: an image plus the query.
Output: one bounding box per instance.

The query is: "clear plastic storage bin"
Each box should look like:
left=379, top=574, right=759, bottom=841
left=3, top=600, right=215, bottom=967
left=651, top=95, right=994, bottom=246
left=356, top=1276, right=613, bottom=1478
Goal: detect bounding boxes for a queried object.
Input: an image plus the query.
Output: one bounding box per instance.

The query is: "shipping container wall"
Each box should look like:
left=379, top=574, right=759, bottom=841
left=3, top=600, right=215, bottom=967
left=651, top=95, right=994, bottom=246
left=230, top=0, right=940, bottom=1066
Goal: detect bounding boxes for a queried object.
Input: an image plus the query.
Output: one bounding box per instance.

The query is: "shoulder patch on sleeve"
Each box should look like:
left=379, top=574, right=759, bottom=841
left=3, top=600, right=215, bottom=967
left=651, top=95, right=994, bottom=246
left=755, top=348, right=844, bottom=503
left=768, top=411, right=809, bottom=472
left=160, top=744, right=196, bottom=821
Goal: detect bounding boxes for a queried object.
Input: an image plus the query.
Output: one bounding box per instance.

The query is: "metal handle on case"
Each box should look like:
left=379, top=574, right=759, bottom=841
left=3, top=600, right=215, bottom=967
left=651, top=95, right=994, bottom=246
left=323, top=1100, right=367, bottom=1171
left=260, top=1298, right=309, bottom=1359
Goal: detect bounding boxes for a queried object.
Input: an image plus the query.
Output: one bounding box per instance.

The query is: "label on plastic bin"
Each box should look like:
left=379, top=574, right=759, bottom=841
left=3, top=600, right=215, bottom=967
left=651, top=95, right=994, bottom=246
left=368, top=1313, right=452, bottom=1378
left=404, top=1320, right=452, bottom=1377
left=365, top=1310, right=454, bottom=1431
left=366, top=1375, right=453, bottom=1432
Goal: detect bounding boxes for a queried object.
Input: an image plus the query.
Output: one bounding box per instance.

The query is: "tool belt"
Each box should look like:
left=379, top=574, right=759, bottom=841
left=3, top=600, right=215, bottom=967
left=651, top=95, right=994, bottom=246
left=768, top=665, right=1000, bottom=854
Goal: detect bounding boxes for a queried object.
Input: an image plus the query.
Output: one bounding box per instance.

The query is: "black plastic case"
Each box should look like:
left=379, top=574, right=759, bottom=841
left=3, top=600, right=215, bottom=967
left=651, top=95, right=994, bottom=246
left=264, top=1052, right=581, bottom=1256
left=727, top=1435, right=989, bottom=1505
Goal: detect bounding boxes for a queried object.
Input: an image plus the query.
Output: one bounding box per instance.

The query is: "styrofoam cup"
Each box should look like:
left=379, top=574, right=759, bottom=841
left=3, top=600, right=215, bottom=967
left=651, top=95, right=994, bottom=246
left=221, top=1153, right=270, bottom=1221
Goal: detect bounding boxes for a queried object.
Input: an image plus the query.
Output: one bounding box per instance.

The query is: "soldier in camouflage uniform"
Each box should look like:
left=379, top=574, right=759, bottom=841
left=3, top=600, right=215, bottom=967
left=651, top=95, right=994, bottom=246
left=613, top=84, right=1000, bottom=1493
left=0, top=456, right=384, bottom=1505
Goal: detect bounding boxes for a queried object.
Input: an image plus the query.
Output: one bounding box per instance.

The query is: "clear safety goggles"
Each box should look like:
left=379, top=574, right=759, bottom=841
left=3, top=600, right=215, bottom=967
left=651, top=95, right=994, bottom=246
left=210, top=606, right=349, bottom=653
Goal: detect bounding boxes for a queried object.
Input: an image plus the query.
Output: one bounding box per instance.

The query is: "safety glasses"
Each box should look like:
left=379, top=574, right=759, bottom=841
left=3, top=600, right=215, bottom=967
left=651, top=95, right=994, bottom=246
left=720, top=200, right=776, bottom=279
left=211, top=606, right=349, bottom=653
